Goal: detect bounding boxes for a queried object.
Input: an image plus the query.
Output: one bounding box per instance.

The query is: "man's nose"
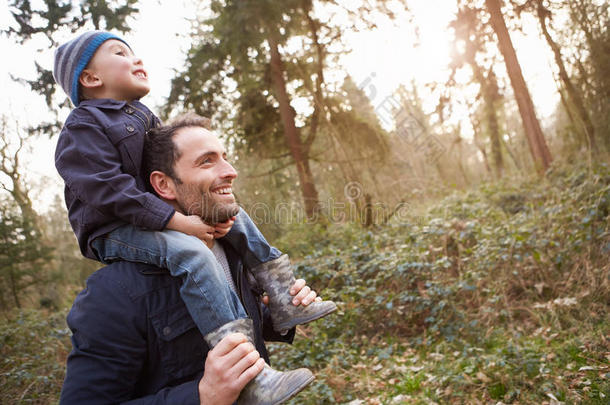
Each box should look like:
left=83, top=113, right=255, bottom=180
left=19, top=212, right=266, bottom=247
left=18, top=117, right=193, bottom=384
left=220, top=159, right=238, bottom=180
left=133, top=56, right=143, bottom=66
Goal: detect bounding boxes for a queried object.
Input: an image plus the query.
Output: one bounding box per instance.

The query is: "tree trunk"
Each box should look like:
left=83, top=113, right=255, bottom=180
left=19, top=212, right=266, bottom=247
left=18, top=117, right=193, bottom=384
left=487, top=102, right=504, bottom=178
left=267, top=34, right=320, bottom=218
left=466, top=43, right=504, bottom=178
left=363, top=193, right=373, bottom=228
left=9, top=269, right=21, bottom=309
left=556, top=80, right=583, bottom=149
left=477, top=65, right=504, bottom=178
left=485, top=0, right=552, bottom=172
left=12, top=182, right=39, bottom=229
left=303, top=5, right=324, bottom=151
left=454, top=134, right=471, bottom=186
left=0, top=125, right=41, bottom=236
left=470, top=114, right=493, bottom=177
left=501, top=136, right=522, bottom=172
left=486, top=70, right=504, bottom=179
left=535, top=0, right=596, bottom=151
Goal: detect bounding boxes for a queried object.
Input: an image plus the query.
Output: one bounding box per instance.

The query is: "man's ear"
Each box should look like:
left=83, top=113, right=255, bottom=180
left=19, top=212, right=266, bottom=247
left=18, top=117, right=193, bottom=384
left=149, top=171, right=178, bottom=201
left=79, top=69, right=102, bottom=90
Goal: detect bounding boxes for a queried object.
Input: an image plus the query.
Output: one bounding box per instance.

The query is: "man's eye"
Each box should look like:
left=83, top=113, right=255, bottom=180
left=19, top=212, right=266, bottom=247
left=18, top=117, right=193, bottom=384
left=115, top=51, right=125, bottom=56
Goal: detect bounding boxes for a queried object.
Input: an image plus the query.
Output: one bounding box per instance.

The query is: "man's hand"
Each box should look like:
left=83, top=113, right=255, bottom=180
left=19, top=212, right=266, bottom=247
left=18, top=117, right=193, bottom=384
left=198, top=332, right=265, bottom=405
left=213, top=216, right=236, bottom=239
left=262, top=278, right=323, bottom=307
left=166, top=212, right=215, bottom=248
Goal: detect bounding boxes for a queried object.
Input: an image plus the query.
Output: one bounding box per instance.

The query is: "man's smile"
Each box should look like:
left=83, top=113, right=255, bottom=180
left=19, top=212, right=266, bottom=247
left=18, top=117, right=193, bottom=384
left=210, top=184, right=235, bottom=200
left=212, top=186, right=233, bottom=195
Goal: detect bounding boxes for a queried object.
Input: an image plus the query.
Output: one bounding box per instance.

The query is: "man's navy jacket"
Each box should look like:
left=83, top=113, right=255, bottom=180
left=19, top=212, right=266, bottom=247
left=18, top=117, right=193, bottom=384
left=55, top=98, right=175, bottom=260
left=59, top=241, right=294, bottom=404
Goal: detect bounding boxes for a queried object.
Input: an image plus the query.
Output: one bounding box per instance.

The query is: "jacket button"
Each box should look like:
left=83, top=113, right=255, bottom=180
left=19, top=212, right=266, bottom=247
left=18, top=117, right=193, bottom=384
left=125, top=107, right=134, bottom=114
left=163, top=326, right=171, bottom=336
left=126, top=125, right=135, bottom=132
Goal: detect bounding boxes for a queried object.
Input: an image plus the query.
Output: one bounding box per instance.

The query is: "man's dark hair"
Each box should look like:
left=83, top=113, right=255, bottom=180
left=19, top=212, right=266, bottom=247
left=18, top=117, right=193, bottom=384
left=144, top=113, right=211, bottom=185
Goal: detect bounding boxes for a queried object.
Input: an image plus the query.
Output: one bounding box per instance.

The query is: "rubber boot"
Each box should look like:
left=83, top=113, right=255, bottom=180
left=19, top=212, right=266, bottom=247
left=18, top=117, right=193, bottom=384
left=204, top=318, right=314, bottom=405
left=250, top=254, right=338, bottom=333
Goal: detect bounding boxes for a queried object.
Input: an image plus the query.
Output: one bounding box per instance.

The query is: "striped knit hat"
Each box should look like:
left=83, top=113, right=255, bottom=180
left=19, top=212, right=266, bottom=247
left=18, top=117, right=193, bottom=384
left=53, top=31, right=129, bottom=106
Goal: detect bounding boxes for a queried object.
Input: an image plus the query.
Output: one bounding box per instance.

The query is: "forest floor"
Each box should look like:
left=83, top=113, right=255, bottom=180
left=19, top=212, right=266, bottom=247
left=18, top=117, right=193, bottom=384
left=271, top=162, right=610, bottom=404
left=1, top=162, right=609, bottom=404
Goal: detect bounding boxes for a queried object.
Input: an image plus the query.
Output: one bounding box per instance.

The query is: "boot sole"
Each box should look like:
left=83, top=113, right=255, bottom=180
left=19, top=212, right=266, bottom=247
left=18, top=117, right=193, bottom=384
left=274, top=302, right=338, bottom=332
left=271, top=372, right=315, bottom=405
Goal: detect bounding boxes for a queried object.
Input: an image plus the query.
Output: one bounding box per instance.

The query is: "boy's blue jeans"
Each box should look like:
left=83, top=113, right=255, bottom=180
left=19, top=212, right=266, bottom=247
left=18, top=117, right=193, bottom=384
left=91, top=208, right=281, bottom=336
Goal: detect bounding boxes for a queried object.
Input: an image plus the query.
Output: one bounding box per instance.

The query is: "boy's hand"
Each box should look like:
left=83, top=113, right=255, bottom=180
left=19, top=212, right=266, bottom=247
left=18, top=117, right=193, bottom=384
left=213, top=216, right=236, bottom=239
left=166, top=212, right=215, bottom=247
left=262, top=279, right=322, bottom=307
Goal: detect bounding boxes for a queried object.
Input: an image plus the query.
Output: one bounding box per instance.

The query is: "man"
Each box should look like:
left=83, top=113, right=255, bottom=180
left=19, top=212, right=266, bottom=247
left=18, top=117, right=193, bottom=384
left=59, top=113, right=322, bottom=404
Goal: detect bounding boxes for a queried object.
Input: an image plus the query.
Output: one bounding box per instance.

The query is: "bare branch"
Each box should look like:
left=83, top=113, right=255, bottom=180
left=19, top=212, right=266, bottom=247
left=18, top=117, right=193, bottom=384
left=246, top=161, right=296, bottom=178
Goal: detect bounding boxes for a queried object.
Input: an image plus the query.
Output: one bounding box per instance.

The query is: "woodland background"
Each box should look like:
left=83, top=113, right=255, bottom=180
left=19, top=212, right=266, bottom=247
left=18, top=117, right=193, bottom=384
left=0, top=0, right=608, bottom=403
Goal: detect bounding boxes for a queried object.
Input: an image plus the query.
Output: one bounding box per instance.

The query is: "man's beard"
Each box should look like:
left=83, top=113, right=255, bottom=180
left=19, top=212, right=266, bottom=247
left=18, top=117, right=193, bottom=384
left=175, top=182, right=240, bottom=224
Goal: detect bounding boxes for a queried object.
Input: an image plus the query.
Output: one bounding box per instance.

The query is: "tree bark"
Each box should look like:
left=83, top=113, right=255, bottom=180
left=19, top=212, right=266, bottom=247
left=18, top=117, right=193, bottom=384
left=267, top=34, right=320, bottom=218
left=485, top=0, right=552, bottom=172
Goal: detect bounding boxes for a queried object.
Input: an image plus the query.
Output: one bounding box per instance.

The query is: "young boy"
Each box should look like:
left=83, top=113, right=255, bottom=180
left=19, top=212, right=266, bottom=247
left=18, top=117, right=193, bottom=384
left=53, top=30, right=336, bottom=403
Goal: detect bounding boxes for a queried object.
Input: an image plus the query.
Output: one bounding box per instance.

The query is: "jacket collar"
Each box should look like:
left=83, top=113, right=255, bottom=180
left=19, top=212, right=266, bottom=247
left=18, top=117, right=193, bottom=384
left=78, top=98, right=148, bottom=110
left=78, top=98, right=128, bottom=110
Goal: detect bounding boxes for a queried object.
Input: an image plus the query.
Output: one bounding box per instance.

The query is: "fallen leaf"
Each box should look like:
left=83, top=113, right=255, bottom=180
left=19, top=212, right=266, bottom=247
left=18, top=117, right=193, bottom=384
left=546, top=392, right=563, bottom=404
left=476, top=371, right=491, bottom=383
left=552, top=297, right=578, bottom=306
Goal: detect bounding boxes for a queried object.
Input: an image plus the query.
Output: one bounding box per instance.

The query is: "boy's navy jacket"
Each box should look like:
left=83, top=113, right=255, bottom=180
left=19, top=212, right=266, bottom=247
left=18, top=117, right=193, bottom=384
left=59, top=241, right=294, bottom=404
left=55, top=98, right=175, bottom=260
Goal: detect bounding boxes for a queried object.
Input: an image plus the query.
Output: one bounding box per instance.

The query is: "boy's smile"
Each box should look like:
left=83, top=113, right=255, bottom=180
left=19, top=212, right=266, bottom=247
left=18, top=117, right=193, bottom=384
left=80, top=39, right=151, bottom=102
